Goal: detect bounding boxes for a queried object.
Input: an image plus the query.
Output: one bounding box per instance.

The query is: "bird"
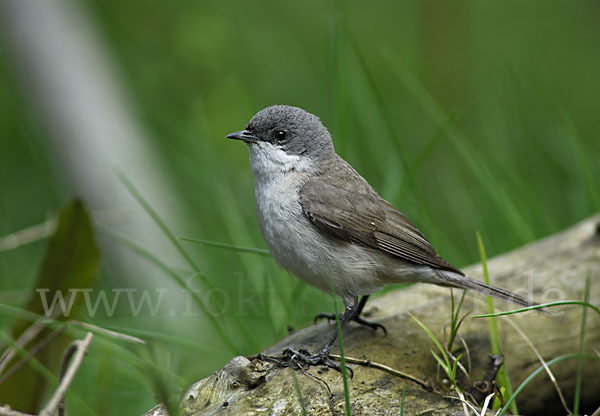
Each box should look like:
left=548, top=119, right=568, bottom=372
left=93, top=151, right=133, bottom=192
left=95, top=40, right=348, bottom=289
left=226, top=105, right=536, bottom=372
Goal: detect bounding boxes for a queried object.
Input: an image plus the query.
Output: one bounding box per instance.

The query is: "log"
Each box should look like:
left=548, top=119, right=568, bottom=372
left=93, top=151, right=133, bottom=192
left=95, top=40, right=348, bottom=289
left=145, top=215, right=600, bottom=415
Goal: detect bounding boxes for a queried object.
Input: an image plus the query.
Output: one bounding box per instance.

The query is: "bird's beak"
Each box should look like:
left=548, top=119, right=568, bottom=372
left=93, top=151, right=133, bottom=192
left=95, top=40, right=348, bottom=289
left=226, top=130, right=259, bottom=143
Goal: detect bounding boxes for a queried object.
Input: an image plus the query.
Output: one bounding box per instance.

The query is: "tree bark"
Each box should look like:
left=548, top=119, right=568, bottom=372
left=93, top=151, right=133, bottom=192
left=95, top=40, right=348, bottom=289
left=146, top=215, right=600, bottom=415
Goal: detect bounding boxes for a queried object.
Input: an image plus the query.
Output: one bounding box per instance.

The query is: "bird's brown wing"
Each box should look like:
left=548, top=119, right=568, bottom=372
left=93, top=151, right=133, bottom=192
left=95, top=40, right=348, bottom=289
left=299, top=175, right=463, bottom=275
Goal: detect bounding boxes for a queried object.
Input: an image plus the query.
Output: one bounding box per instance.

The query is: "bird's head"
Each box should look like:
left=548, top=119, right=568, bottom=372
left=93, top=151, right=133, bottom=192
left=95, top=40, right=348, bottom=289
left=227, top=105, right=335, bottom=175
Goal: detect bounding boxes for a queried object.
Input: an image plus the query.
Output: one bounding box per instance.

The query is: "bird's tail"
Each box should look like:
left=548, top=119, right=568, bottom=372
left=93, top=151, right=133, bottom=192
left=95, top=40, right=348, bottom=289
left=439, top=271, right=537, bottom=308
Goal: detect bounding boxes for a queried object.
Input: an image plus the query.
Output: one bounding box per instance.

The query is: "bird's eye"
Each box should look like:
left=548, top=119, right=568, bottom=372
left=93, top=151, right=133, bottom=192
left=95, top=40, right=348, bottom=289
left=274, top=130, right=287, bottom=141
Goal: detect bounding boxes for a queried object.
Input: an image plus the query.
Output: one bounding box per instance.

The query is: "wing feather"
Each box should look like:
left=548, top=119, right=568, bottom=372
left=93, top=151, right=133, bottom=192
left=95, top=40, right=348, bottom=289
left=299, top=170, right=462, bottom=275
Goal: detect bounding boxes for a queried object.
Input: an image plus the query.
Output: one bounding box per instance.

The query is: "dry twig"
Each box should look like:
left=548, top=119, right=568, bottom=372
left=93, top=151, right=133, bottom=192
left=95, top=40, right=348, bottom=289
left=40, top=332, right=93, bottom=416
left=503, top=316, right=571, bottom=415
left=67, top=320, right=145, bottom=344
left=0, top=332, right=94, bottom=416
left=328, top=353, right=429, bottom=389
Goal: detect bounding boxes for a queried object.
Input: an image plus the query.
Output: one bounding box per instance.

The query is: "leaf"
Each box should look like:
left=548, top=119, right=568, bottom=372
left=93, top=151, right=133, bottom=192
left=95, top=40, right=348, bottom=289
left=0, top=200, right=99, bottom=412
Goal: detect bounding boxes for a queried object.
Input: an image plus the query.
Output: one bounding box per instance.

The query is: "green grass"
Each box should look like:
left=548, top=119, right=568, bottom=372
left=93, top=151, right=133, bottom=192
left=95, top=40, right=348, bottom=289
left=411, top=273, right=598, bottom=413
left=292, top=371, right=309, bottom=416
left=446, top=288, right=467, bottom=353
left=400, top=385, right=405, bottom=416
left=1, top=1, right=600, bottom=414
left=471, top=300, right=600, bottom=319
left=471, top=269, right=597, bottom=415
left=115, top=179, right=239, bottom=353
left=573, top=276, right=591, bottom=416
left=330, top=282, right=352, bottom=416
left=496, top=353, right=600, bottom=416
left=409, top=313, right=460, bottom=389
left=178, top=237, right=271, bottom=257
left=476, top=232, right=516, bottom=413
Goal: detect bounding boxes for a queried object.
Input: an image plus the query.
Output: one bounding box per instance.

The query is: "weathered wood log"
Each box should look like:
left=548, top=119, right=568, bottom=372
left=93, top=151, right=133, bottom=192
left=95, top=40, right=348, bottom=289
left=146, top=215, right=600, bottom=415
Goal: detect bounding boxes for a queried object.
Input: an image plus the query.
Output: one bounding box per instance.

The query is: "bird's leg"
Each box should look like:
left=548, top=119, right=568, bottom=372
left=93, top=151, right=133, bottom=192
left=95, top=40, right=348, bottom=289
left=314, top=295, right=387, bottom=334
left=284, top=297, right=357, bottom=376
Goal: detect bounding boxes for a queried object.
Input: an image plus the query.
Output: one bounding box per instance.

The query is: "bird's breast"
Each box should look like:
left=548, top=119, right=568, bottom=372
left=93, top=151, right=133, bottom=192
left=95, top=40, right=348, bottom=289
left=253, top=171, right=385, bottom=297
left=254, top=171, right=333, bottom=289
left=254, top=171, right=306, bottom=259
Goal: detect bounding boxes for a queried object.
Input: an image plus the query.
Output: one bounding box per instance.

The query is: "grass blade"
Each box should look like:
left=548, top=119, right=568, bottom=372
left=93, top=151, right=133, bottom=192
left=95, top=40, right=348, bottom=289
left=400, top=384, right=405, bottom=416
left=179, top=237, right=271, bottom=256
left=503, top=317, right=571, bottom=414
left=0, top=331, right=96, bottom=416
left=562, top=113, right=600, bottom=211
left=477, top=232, right=516, bottom=413
left=328, top=0, right=348, bottom=153
left=379, top=48, right=535, bottom=243
left=573, top=276, right=591, bottom=415
left=348, top=33, right=446, bottom=246
left=116, top=171, right=202, bottom=277
left=335, top=313, right=352, bottom=416
left=98, top=227, right=242, bottom=353
left=497, top=353, right=600, bottom=416
left=292, top=371, right=309, bottom=416
left=471, top=300, right=600, bottom=319
left=409, top=313, right=450, bottom=370
left=430, top=350, right=449, bottom=374
left=115, top=172, right=265, bottom=353
left=330, top=280, right=352, bottom=416
left=447, top=288, right=467, bottom=352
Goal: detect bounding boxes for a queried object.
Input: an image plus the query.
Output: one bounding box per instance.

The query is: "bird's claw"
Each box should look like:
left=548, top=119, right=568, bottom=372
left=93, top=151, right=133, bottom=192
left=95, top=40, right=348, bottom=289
left=283, top=347, right=354, bottom=378
left=352, top=316, right=388, bottom=335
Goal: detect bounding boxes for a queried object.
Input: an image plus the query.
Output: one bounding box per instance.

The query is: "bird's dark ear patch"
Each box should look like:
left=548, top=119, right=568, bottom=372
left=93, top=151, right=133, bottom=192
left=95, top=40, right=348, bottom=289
left=280, top=133, right=310, bottom=156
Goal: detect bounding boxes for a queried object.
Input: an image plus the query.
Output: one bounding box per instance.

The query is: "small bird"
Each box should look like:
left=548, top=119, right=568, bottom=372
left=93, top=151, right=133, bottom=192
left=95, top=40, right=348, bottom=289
left=227, top=105, right=535, bottom=372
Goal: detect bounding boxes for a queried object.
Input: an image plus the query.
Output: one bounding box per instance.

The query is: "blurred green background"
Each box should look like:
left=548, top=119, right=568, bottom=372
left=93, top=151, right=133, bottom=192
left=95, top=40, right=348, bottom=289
left=1, top=0, right=599, bottom=414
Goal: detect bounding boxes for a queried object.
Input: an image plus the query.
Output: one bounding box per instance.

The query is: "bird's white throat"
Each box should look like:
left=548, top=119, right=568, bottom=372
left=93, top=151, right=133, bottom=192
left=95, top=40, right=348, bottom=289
left=247, top=141, right=312, bottom=177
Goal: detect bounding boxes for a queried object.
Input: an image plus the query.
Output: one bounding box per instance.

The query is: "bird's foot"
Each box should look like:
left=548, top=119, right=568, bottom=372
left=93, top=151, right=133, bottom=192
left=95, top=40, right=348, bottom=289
left=313, top=312, right=387, bottom=335
left=352, top=316, right=388, bottom=334
left=283, top=347, right=353, bottom=378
